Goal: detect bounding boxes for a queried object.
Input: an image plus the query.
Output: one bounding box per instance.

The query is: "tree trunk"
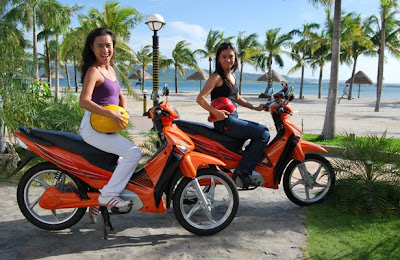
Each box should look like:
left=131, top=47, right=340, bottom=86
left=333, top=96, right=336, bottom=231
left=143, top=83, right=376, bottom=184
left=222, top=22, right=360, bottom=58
left=33, top=6, right=38, bottom=79
left=74, top=58, right=79, bottom=92
left=318, top=65, right=323, bottom=99
left=299, top=64, right=305, bottom=99
left=239, top=61, right=244, bottom=95
left=141, top=65, right=146, bottom=92
left=348, top=56, right=357, bottom=100
left=321, top=0, right=341, bottom=139
left=263, top=57, right=273, bottom=96
left=65, top=63, right=71, bottom=90
left=0, top=97, right=6, bottom=154
left=55, top=34, right=60, bottom=100
left=209, top=57, right=212, bottom=74
left=375, top=11, right=386, bottom=112
left=174, top=65, right=178, bottom=93
left=45, top=37, right=52, bottom=88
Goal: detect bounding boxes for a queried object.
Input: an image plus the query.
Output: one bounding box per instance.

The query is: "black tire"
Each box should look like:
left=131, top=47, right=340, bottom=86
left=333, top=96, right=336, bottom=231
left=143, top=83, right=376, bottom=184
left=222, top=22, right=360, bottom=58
left=173, top=168, right=239, bottom=236
left=17, top=162, right=87, bottom=230
left=283, top=154, right=335, bottom=206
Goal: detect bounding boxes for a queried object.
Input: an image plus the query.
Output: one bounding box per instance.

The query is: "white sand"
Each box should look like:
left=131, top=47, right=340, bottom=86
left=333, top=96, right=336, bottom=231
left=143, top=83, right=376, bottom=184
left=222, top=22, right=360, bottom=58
left=128, top=91, right=400, bottom=139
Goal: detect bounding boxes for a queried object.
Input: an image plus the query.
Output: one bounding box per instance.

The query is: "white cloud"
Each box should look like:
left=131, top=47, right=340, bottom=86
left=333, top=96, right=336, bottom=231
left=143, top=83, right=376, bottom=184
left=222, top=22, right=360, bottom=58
left=166, top=21, right=208, bottom=41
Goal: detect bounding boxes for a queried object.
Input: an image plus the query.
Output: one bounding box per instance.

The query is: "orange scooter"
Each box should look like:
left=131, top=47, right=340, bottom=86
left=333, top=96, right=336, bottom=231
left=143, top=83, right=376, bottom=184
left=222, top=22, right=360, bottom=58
left=12, top=89, right=239, bottom=239
left=175, top=87, right=335, bottom=206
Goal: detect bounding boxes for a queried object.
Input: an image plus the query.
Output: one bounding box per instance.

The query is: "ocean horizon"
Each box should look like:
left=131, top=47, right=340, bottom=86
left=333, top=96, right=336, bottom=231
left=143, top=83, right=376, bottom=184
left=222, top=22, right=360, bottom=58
left=130, top=80, right=400, bottom=99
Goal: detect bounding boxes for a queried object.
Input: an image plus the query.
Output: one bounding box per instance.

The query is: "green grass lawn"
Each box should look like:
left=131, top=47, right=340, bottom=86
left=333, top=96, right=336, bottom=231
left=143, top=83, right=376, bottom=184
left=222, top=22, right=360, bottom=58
left=305, top=201, right=400, bottom=260
left=303, top=133, right=400, bottom=147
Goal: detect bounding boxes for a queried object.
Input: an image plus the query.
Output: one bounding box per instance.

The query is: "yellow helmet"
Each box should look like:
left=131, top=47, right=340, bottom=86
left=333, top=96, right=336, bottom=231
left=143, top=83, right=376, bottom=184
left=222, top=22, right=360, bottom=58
left=90, top=105, right=129, bottom=133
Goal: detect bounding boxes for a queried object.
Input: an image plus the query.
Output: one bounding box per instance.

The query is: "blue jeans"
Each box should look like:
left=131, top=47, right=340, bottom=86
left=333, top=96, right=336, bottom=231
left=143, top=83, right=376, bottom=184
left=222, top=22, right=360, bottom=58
left=214, top=111, right=270, bottom=175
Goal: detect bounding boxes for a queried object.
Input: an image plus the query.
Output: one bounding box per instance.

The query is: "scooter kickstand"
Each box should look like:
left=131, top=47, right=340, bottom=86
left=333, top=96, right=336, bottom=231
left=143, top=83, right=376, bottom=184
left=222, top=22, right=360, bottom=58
left=100, top=206, right=113, bottom=240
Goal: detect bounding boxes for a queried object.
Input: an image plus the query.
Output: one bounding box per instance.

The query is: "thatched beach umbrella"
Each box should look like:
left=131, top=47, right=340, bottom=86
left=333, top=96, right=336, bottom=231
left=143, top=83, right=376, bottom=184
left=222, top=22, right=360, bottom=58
left=257, top=70, right=287, bottom=98
left=129, top=68, right=153, bottom=80
left=129, top=69, right=153, bottom=90
left=345, top=70, right=373, bottom=98
left=186, top=70, right=209, bottom=90
left=257, top=70, right=287, bottom=83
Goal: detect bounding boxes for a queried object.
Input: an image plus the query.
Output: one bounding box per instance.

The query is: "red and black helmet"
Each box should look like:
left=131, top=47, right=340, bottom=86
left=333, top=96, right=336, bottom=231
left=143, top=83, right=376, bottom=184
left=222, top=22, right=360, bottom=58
left=208, top=97, right=236, bottom=122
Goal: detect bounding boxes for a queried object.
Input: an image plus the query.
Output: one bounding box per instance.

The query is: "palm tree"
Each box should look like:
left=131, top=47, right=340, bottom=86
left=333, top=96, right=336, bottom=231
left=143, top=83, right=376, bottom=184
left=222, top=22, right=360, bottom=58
left=194, top=29, right=234, bottom=74
left=0, top=19, right=30, bottom=78
left=84, top=1, right=142, bottom=87
left=164, top=41, right=199, bottom=93
left=309, top=0, right=341, bottom=139
left=60, top=28, right=85, bottom=92
left=5, top=0, right=43, bottom=79
left=368, top=0, right=400, bottom=112
left=288, top=23, right=320, bottom=99
left=36, top=0, right=73, bottom=89
left=236, top=32, right=261, bottom=95
left=341, top=15, right=375, bottom=100
left=256, top=28, right=292, bottom=95
left=134, top=45, right=153, bottom=91
left=52, top=3, right=80, bottom=100
left=308, top=29, right=331, bottom=99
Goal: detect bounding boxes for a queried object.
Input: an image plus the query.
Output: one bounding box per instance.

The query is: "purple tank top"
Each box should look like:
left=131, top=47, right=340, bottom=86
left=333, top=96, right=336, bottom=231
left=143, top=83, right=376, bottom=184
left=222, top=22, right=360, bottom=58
left=91, top=70, right=120, bottom=106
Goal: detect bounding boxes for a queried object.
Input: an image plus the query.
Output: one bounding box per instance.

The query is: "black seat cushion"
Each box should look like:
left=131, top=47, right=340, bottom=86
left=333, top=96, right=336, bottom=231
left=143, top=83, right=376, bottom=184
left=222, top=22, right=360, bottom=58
left=27, top=128, right=118, bottom=172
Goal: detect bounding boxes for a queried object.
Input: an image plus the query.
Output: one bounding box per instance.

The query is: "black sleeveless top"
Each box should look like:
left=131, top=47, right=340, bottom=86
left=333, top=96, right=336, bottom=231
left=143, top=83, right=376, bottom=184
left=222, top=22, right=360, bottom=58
left=211, top=79, right=238, bottom=104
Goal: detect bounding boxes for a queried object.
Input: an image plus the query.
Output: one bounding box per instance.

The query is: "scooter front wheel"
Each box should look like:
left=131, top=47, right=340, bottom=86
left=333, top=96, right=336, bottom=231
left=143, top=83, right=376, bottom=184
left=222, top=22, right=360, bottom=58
left=283, top=154, right=335, bottom=206
left=173, top=168, right=239, bottom=236
left=17, top=162, right=87, bottom=230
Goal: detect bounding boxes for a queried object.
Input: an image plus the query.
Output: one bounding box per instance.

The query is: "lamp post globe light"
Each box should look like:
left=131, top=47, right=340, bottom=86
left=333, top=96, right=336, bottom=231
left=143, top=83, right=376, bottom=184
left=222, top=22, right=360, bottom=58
left=145, top=14, right=165, bottom=106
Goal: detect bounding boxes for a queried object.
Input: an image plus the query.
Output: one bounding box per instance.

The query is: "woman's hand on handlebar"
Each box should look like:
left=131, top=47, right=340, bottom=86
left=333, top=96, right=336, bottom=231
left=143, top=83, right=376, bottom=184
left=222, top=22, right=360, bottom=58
left=254, top=104, right=265, bottom=111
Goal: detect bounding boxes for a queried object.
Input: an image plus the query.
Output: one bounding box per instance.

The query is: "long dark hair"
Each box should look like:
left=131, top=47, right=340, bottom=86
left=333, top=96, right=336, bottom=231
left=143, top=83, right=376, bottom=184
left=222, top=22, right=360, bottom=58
left=214, top=42, right=238, bottom=82
left=80, top=28, right=116, bottom=83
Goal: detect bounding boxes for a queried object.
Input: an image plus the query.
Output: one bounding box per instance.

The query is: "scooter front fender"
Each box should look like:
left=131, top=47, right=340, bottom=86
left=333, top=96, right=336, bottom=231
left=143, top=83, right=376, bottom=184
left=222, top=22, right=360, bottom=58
left=179, top=151, right=226, bottom=178
left=292, top=140, right=328, bottom=161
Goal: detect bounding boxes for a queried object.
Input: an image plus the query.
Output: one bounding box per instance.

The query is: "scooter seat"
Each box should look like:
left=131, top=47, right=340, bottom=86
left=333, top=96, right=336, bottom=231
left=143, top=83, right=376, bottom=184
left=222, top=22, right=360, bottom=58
left=20, top=127, right=118, bottom=172
left=174, top=120, right=246, bottom=153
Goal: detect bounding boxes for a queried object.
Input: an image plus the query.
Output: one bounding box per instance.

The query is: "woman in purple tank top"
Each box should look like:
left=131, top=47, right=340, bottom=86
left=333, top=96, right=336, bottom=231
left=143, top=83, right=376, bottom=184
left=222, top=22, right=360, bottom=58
left=79, top=28, right=142, bottom=220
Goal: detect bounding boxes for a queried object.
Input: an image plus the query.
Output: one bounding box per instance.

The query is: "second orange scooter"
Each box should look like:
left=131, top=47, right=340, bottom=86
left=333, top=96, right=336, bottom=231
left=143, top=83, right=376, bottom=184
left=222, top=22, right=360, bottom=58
left=175, top=87, right=335, bottom=206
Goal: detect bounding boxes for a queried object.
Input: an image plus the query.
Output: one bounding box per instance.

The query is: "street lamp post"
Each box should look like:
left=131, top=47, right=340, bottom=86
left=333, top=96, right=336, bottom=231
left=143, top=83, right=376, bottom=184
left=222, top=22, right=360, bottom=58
left=145, top=14, right=165, bottom=106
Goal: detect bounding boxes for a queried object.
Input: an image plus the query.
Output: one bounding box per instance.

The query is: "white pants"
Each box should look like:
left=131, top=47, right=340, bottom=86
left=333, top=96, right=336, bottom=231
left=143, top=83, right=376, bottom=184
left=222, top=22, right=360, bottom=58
left=79, top=111, right=142, bottom=197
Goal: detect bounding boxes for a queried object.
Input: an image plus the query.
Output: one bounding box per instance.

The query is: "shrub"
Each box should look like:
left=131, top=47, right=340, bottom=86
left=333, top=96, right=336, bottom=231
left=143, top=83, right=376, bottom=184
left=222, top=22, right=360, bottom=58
left=0, top=79, right=132, bottom=139
left=332, top=132, right=400, bottom=218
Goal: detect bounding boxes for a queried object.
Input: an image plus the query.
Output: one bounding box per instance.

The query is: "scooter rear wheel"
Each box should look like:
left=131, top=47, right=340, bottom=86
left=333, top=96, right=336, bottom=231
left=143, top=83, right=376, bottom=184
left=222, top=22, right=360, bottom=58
left=173, top=168, right=239, bottom=236
left=283, top=154, right=335, bottom=206
left=17, top=162, right=87, bottom=230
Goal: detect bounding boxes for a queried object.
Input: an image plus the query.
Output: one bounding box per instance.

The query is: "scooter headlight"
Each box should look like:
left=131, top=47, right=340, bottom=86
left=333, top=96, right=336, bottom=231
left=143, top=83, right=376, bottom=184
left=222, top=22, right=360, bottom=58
left=176, top=145, right=189, bottom=154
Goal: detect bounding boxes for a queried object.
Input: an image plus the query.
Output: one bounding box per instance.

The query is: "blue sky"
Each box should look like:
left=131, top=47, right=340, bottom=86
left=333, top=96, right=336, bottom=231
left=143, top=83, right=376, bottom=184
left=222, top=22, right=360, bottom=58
left=58, top=0, right=400, bottom=83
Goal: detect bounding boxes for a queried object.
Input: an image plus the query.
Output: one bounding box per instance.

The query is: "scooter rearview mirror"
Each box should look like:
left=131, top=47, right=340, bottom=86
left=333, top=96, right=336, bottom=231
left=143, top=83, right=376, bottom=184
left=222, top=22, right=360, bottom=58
left=150, top=90, right=159, bottom=101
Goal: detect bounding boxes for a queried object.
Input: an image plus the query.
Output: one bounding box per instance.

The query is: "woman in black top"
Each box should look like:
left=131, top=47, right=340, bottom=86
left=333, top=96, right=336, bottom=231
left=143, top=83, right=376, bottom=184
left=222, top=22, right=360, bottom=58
left=196, top=42, right=270, bottom=187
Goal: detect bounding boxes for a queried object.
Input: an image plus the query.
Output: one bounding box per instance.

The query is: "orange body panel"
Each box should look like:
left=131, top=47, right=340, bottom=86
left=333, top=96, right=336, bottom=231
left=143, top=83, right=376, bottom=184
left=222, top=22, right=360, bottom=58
left=292, top=140, right=327, bottom=161
left=180, top=151, right=225, bottom=178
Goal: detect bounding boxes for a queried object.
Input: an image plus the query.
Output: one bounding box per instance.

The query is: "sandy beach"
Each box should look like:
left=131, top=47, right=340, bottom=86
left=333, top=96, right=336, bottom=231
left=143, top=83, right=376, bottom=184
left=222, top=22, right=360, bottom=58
left=1, top=91, right=399, bottom=260
left=129, top=91, right=400, bottom=140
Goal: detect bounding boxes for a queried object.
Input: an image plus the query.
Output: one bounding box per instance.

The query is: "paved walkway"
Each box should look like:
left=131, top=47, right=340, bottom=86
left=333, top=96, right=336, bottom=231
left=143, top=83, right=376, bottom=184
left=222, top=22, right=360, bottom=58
left=0, top=181, right=306, bottom=260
